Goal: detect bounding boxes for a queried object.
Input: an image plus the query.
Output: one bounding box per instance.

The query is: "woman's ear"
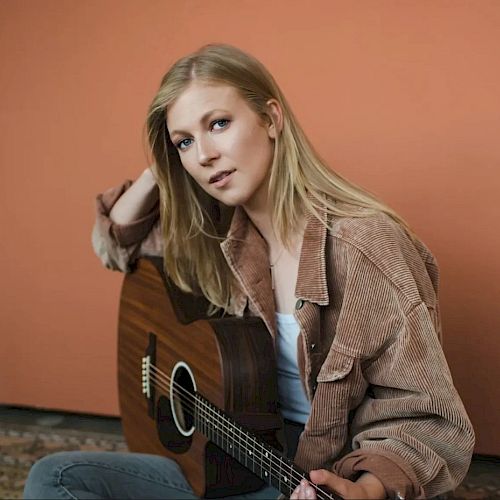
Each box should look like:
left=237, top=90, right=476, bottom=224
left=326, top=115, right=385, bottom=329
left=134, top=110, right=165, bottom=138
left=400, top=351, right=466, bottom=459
left=265, top=98, right=283, bottom=139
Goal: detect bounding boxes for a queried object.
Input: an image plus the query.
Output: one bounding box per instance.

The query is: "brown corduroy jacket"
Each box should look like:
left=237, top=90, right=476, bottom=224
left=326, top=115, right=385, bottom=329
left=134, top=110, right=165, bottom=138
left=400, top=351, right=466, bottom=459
left=92, top=180, right=475, bottom=499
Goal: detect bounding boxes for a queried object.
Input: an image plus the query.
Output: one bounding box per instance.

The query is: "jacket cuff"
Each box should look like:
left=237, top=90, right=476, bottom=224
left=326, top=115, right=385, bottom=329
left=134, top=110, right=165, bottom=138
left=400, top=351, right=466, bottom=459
left=332, top=448, right=424, bottom=499
left=95, top=179, right=159, bottom=247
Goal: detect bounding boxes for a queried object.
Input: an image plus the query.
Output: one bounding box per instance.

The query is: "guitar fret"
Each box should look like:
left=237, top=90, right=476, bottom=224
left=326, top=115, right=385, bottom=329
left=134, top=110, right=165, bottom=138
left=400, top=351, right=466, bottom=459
left=256, top=441, right=262, bottom=481
left=243, top=428, right=248, bottom=470
left=278, top=455, right=282, bottom=494
left=265, top=445, right=271, bottom=485
left=284, top=456, right=289, bottom=495
left=264, top=445, right=273, bottom=486
left=238, top=425, right=242, bottom=465
left=202, top=410, right=205, bottom=437
left=219, top=412, right=225, bottom=449
left=249, top=435, right=257, bottom=475
left=194, top=400, right=198, bottom=431
left=287, top=461, right=292, bottom=497
left=263, top=444, right=270, bottom=485
left=214, top=403, right=220, bottom=448
left=290, top=463, right=302, bottom=498
left=213, top=411, right=217, bottom=446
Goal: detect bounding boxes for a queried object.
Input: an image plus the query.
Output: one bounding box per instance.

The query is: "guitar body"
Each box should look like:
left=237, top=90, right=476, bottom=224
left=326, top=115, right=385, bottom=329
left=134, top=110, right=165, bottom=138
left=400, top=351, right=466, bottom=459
left=118, top=258, right=283, bottom=498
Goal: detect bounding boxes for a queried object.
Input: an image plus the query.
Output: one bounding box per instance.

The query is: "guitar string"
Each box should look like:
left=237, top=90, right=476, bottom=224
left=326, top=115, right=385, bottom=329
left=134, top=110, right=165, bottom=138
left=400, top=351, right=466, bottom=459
left=145, top=364, right=335, bottom=500
left=146, top=371, right=331, bottom=500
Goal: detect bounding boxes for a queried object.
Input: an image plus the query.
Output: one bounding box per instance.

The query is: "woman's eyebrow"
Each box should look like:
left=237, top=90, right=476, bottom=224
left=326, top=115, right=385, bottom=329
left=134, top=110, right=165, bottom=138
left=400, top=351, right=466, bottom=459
left=169, top=109, right=230, bottom=137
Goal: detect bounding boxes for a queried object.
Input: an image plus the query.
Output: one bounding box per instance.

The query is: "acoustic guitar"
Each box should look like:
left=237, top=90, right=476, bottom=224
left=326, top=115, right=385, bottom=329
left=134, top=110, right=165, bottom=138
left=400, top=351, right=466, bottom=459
left=118, top=258, right=339, bottom=499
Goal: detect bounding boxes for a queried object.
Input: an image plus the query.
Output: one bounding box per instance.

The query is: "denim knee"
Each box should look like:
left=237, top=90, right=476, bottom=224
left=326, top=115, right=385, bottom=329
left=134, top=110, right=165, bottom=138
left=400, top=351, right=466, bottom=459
left=24, top=451, right=79, bottom=499
left=23, top=451, right=197, bottom=500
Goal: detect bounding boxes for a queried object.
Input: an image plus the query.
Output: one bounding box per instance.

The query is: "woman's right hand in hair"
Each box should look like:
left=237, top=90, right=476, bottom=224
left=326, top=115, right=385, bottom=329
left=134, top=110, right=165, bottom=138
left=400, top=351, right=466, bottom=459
left=109, top=166, right=159, bottom=225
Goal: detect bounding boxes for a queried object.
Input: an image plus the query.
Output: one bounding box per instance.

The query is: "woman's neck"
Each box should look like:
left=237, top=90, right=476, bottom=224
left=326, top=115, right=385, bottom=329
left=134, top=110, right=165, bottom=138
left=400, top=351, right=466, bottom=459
left=243, top=204, right=306, bottom=263
left=241, top=187, right=276, bottom=245
left=241, top=178, right=307, bottom=258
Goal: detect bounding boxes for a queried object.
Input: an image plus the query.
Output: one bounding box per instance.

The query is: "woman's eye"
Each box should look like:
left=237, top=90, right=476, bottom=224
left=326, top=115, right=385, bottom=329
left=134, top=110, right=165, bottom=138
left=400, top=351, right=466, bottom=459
left=212, top=118, right=229, bottom=130
left=175, top=119, right=230, bottom=151
left=176, top=138, right=192, bottom=150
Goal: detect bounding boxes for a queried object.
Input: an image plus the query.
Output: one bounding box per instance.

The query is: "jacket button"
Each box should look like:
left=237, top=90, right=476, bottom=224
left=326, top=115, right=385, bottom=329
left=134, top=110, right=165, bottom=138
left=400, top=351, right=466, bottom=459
left=295, top=299, right=304, bottom=310
left=310, top=343, right=316, bottom=351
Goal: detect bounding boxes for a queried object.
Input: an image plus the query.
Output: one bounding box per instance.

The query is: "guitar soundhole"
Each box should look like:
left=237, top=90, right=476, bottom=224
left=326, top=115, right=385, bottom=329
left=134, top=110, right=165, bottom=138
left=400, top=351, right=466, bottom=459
left=170, top=361, right=196, bottom=437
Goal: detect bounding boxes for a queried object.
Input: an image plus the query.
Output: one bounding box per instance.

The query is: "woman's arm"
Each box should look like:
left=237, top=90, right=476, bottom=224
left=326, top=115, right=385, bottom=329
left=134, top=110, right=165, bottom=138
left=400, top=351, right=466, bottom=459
left=327, top=219, right=475, bottom=498
left=294, top=213, right=474, bottom=499
left=109, top=167, right=159, bottom=224
left=91, top=167, right=163, bottom=272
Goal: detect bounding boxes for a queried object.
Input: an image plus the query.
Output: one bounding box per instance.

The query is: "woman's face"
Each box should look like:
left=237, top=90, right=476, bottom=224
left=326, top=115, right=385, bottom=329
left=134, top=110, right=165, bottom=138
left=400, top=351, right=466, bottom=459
left=166, top=81, right=278, bottom=210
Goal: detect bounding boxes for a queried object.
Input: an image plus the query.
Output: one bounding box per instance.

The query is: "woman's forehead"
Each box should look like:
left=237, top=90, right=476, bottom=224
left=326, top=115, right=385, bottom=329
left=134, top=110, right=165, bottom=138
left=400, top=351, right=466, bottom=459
left=166, top=83, right=247, bottom=134
left=171, top=82, right=239, bottom=111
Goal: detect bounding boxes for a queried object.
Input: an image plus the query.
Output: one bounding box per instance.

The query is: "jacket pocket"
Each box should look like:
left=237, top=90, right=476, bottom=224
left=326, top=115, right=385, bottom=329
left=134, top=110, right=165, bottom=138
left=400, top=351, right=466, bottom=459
left=316, top=348, right=356, bottom=383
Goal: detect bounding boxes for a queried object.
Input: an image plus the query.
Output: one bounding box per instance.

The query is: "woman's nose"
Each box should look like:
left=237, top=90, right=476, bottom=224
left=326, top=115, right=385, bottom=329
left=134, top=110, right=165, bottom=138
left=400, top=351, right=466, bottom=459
left=197, top=136, right=219, bottom=166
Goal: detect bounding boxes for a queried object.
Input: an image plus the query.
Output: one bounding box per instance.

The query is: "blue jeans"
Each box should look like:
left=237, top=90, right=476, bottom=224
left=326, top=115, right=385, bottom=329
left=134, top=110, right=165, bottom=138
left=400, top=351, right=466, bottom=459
left=23, top=451, right=281, bottom=499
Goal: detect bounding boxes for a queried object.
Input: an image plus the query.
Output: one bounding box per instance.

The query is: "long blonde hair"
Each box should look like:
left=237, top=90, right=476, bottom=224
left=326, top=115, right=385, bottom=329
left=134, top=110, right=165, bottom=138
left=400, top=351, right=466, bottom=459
left=145, top=43, right=415, bottom=314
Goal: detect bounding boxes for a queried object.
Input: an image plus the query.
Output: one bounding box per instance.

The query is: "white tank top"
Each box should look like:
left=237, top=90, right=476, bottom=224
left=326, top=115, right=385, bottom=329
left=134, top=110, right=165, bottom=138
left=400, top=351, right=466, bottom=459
left=275, top=312, right=311, bottom=424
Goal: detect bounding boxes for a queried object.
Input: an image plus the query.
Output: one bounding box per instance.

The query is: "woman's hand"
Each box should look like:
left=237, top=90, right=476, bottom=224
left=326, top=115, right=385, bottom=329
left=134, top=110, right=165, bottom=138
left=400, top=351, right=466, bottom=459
left=290, top=469, right=386, bottom=499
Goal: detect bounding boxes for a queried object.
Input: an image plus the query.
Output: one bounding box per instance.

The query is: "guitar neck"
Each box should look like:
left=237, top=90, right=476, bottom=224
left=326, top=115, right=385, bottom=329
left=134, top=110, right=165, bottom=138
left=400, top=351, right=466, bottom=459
left=194, top=393, right=338, bottom=500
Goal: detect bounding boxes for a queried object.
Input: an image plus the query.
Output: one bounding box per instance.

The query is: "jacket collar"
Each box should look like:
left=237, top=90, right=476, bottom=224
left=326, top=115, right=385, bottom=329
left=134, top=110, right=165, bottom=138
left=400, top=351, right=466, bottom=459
left=295, top=205, right=329, bottom=306
left=220, top=199, right=329, bottom=338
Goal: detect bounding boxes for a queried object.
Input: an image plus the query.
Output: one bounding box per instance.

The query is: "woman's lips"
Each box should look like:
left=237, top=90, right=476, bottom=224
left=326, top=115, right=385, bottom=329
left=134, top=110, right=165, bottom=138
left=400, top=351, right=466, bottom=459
left=209, top=169, right=236, bottom=187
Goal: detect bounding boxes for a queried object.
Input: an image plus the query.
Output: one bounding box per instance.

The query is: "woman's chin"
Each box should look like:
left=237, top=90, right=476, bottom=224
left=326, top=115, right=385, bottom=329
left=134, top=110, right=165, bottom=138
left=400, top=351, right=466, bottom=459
left=211, top=191, right=249, bottom=208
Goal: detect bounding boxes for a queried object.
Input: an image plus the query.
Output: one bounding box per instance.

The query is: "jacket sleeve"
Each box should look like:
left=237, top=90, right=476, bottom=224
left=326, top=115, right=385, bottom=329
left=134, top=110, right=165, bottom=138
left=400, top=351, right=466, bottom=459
left=327, top=241, right=475, bottom=499
left=91, top=179, right=163, bottom=272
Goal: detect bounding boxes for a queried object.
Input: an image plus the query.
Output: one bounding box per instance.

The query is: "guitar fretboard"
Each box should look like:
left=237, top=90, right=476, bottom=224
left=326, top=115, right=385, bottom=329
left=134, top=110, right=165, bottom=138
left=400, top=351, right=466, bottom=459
left=193, top=393, right=337, bottom=500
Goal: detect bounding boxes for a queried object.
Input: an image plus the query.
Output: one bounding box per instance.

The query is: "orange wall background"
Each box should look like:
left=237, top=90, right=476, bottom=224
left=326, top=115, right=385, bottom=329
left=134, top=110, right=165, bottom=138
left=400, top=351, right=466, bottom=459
left=1, top=0, right=499, bottom=454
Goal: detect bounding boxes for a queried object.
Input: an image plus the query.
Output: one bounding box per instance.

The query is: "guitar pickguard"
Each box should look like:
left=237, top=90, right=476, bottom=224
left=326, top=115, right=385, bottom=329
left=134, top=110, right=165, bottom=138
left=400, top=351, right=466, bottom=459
left=156, top=395, right=192, bottom=454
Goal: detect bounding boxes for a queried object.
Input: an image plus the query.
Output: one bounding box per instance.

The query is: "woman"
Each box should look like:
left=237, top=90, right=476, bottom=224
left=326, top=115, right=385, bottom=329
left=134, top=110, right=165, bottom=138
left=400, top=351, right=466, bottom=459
left=24, top=44, right=474, bottom=500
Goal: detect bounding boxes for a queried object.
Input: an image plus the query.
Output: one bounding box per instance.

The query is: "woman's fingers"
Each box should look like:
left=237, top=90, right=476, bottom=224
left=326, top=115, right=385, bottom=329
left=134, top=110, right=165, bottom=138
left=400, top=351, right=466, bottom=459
left=291, top=479, right=317, bottom=499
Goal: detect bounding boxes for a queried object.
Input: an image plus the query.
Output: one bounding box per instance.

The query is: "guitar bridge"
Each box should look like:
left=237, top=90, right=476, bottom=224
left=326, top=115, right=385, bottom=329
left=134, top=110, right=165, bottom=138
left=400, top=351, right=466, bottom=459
left=141, top=355, right=151, bottom=398
left=141, top=332, right=157, bottom=419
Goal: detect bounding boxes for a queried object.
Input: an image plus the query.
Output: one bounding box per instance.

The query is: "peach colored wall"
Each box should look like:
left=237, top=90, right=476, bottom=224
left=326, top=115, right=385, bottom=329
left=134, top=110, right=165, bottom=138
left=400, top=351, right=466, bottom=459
left=1, top=0, right=499, bottom=454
